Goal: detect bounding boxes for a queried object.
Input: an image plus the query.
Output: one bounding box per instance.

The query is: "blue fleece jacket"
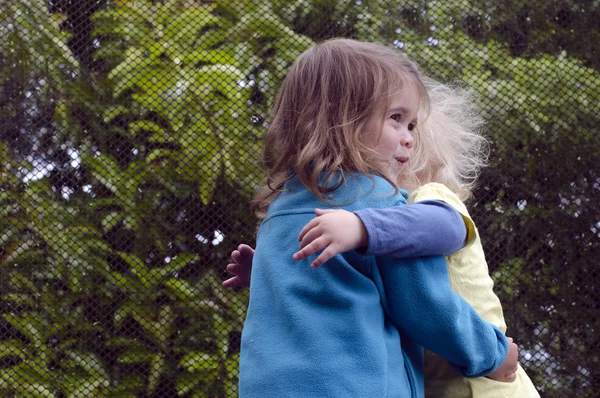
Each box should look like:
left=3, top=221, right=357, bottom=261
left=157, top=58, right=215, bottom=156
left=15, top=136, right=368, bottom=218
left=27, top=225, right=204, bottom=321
left=239, top=174, right=508, bottom=398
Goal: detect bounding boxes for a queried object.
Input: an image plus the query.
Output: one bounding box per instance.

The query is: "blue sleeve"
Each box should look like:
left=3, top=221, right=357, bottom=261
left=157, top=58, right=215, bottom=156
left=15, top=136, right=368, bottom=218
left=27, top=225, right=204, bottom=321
left=375, top=254, right=508, bottom=377
left=355, top=200, right=466, bottom=258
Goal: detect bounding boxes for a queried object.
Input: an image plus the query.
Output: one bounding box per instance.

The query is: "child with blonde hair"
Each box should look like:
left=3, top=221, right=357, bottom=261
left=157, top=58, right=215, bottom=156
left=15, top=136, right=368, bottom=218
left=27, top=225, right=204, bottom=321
left=233, top=38, right=517, bottom=398
left=231, top=76, right=539, bottom=397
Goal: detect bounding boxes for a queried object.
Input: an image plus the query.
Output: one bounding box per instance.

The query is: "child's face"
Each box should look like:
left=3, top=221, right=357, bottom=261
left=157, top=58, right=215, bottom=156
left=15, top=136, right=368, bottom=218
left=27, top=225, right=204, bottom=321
left=364, top=85, right=420, bottom=182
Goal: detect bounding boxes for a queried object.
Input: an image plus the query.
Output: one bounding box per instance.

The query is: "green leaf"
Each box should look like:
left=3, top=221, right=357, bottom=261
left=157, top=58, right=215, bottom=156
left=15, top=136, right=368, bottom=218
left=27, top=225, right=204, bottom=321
left=67, top=350, right=110, bottom=380
left=114, top=301, right=136, bottom=329
left=163, top=7, right=219, bottom=52
left=130, top=67, right=190, bottom=127
left=101, top=270, right=148, bottom=293
left=118, top=346, right=156, bottom=364
left=196, top=150, right=222, bottom=204
left=85, top=154, right=122, bottom=195
left=102, top=212, right=123, bottom=233
left=0, top=340, right=29, bottom=360
left=175, top=371, right=202, bottom=396
left=195, top=64, right=244, bottom=99
left=146, top=148, right=175, bottom=164
left=225, top=353, right=240, bottom=381
left=65, top=378, right=108, bottom=398
left=10, top=272, right=39, bottom=294
left=103, top=105, right=130, bottom=122
left=147, top=354, right=166, bottom=395
left=183, top=299, right=223, bottom=316
left=0, top=357, right=55, bottom=393
left=164, top=278, right=199, bottom=301
left=109, top=48, right=160, bottom=97
left=18, top=383, right=56, bottom=398
left=116, top=252, right=151, bottom=287
left=108, top=376, right=142, bottom=398
left=156, top=305, right=176, bottom=346
left=1, top=293, right=37, bottom=307
left=149, top=254, right=200, bottom=282
left=105, top=337, right=142, bottom=348
left=94, top=4, right=153, bottom=49
left=1, top=239, right=37, bottom=265
left=131, top=305, right=176, bottom=348
left=182, top=49, right=236, bottom=66
left=3, top=313, right=47, bottom=344
left=129, top=120, right=166, bottom=137
left=179, top=352, right=218, bottom=372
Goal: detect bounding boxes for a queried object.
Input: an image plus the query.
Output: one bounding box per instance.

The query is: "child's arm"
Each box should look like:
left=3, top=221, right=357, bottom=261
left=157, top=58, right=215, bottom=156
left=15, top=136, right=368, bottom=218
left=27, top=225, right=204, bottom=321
left=375, top=252, right=517, bottom=380
left=294, top=199, right=467, bottom=268
left=357, top=200, right=468, bottom=257
left=223, top=227, right=519, bottom=381
left=224, top=199, right=467, bottom=280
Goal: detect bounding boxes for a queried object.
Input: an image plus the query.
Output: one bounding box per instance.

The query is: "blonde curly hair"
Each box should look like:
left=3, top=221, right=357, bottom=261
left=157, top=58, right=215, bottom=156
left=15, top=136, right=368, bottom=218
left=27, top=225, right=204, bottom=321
left=402, top=78, right=489, bottom=200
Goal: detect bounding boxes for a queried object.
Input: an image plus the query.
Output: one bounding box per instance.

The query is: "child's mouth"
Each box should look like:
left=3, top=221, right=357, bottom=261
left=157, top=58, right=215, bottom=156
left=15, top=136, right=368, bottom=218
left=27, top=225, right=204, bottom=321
left=395, top=156, right=409, bottom=164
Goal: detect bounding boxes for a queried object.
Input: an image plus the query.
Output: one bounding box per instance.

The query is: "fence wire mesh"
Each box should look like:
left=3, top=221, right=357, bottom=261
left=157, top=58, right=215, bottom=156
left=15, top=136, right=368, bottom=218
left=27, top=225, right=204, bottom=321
left=0, top=0, right=598, bottom=397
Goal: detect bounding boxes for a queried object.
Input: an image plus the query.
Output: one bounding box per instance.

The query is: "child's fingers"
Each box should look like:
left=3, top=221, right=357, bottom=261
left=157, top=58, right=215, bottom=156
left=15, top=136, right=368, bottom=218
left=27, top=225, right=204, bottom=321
left=293, top=237, right=329, bottom=261
left=298, top=218, right=319, bottom=242
left=507, top=363, right=519, bottom=379
left=237, top=244, right=255, bottom=256
left=504, top=370, right=517, bottom=382
left=223, top=276, right=245, bottom=288
left=298, top=226, right=325, bottom=250
left=314, top=208, right=337, bottom=216
left=231, top=245, right=255, bottom=262
left=311, top=245, right=339, bottom=268
left=226, top=263, right=242, bottom=274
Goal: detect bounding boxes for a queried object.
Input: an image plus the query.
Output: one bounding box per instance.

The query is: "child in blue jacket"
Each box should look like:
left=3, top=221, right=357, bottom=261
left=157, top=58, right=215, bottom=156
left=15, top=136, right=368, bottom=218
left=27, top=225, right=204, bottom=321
left=280, top=78, right=540, bottom=397
left=235, top=38, right=517, bottom=398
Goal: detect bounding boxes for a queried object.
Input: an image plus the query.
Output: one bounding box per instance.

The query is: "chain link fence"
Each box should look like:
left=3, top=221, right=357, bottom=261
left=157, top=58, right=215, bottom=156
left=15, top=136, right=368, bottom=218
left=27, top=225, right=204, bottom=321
left=0, top=0, right=598, bottom=397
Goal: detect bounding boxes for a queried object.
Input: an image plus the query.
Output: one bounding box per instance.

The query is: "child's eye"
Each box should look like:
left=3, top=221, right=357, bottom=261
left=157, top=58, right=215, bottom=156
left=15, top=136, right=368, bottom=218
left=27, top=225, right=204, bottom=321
left=408, top=123, right=416, bottom=131
left=390, top=113, right=402, bottom=122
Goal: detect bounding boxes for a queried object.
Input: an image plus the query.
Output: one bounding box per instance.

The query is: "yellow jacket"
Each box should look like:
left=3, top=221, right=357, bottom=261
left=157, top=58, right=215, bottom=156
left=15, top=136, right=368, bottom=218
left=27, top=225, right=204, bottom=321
left=410, top=183, right=539, bottom=398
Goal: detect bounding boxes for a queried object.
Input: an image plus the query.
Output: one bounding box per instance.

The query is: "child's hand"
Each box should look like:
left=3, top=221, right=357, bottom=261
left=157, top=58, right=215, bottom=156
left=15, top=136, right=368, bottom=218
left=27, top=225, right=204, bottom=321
left=486, top=337, right=519, bottom=382
left=223, top=244, right=255, bottom=288
left=293, top=209, right=368, bottom=268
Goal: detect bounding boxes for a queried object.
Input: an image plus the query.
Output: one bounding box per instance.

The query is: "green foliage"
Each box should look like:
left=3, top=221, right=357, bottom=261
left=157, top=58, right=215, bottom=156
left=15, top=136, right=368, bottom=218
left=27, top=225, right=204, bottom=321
left=0, top=0, right=598, bottom=397
left=0, top=0, right=305, bottom=395
left=0, top=0, right=78, bottom=94
left=1, top=138, right=248, bottom=397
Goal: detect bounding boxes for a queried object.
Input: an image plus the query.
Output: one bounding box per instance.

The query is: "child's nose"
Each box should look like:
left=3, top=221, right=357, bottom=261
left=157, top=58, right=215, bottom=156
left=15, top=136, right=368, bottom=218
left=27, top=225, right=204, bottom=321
left=400, top=131, right=414, bottom=149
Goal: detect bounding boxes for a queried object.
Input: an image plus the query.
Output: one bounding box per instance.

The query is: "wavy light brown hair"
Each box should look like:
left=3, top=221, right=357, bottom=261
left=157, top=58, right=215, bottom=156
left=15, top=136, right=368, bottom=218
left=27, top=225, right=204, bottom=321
left=252, top=38, right=428, bottom=218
